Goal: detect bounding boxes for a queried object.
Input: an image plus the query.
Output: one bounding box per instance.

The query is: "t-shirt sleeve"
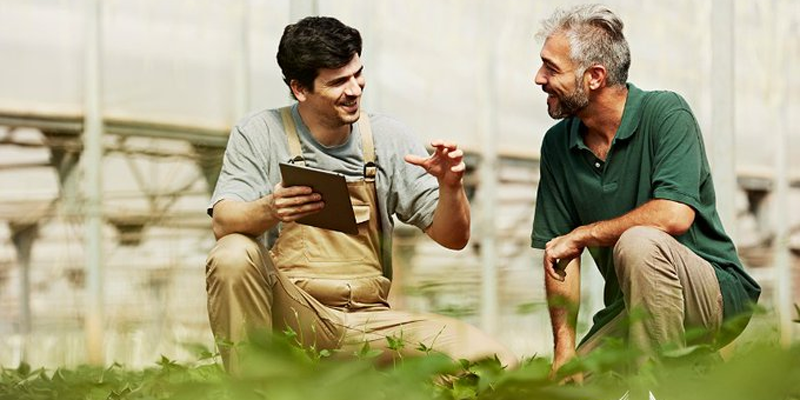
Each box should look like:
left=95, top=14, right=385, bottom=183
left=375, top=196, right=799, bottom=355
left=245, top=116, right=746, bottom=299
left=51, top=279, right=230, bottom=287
left=207, top=125, right=273, bottom=217
left=388, top=127, right=439, bottom=231
left=531, top=138, right=578, bottom=249
left=650, top=106, right=703, bottom=210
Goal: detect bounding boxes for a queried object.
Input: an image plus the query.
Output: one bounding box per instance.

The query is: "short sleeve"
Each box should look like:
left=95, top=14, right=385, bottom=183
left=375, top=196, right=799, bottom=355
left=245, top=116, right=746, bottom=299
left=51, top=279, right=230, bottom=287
left=389, top=131, right=439, bottom=231
left=531, top=137, right=579, bottom=249
left=650, top=108, right=703, bottom=210
left=207, top=126, right=274, bottom=216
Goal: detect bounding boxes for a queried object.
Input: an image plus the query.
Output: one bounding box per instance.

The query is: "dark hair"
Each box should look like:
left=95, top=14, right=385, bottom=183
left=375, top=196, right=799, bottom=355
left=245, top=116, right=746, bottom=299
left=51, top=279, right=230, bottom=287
left=277, top=16, right=362, bottom=98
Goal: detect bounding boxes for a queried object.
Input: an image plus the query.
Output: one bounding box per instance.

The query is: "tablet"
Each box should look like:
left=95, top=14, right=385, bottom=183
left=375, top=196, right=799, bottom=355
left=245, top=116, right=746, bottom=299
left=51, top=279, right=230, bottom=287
left=279, top=162, right=358, bottom=234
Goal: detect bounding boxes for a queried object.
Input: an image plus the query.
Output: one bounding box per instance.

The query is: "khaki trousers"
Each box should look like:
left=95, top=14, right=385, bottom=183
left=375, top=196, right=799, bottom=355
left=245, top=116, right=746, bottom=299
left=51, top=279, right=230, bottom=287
left=578, top=226, right=724, bottom=361
left=206, top=233, right=517, bottom=371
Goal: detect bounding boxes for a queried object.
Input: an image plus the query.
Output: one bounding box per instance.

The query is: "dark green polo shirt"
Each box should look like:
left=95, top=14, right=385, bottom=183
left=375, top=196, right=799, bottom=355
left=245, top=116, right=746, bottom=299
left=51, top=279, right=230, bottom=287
left=531, top=83, right=761, bottom=344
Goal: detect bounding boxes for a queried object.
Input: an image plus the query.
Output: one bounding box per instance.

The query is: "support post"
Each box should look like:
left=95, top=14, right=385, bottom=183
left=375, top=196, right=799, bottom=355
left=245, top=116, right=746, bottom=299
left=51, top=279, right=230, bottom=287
left=711, top=0, right=737, bottom=240
left=10, top=222, right=39, bottom=361
left=770, top=0, right=793, bottom=346
left=83, top=0, right=105, bottom=365
left=478, top=1, right=499, bottom=334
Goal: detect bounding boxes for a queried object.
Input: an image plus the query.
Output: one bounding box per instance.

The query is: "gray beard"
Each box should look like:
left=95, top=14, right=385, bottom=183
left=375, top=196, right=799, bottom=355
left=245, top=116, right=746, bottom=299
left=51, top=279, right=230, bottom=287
left=549, top=84, right=590, bottom=119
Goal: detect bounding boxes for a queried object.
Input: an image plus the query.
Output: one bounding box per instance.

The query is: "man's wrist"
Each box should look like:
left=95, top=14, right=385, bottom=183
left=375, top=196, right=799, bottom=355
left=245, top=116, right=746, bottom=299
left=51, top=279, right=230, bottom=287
left=438, top=178, right=464, bottom=193
left=573, top=223, right=596, bottom=247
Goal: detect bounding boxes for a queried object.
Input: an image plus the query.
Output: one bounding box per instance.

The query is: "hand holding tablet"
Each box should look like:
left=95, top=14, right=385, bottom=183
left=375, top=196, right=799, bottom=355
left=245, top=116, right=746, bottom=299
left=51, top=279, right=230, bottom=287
left=278, top=163, right=358, bottom=234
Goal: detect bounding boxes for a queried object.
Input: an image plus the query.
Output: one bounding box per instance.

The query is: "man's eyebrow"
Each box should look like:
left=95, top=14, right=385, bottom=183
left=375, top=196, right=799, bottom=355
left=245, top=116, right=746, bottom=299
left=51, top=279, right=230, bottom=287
left=326, top=66, right=364, bottom=86
left=542, top=57, right=560, bottom=71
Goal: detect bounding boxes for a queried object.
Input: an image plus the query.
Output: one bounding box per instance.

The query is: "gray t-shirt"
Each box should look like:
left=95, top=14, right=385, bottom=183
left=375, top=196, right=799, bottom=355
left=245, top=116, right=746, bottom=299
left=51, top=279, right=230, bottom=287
left=208, top=103, right=440, bottom=278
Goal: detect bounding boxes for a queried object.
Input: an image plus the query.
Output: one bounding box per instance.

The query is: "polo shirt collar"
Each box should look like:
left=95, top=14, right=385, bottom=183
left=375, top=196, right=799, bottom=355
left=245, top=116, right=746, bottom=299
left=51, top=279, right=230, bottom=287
left=568, top=83, right=646, bottom=150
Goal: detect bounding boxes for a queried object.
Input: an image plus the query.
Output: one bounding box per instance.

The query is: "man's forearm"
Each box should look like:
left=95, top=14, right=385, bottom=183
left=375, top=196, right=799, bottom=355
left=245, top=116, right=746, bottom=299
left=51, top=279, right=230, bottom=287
left=545, top=257, right=581, bottom=353
left=574, top=199, right=695, bottom=248
left=426, top=183, right=470, bottom=250
left=211, top=197, right=278, bottom=240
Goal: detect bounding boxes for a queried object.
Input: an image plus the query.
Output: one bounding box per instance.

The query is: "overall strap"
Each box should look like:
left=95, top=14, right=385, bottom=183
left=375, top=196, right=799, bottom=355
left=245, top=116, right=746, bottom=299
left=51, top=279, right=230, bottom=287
left=357, top=113, right=378, bottom=180
left=279, top=106, right=305, bottom=165
left=281, top=106, right=377, bottom=177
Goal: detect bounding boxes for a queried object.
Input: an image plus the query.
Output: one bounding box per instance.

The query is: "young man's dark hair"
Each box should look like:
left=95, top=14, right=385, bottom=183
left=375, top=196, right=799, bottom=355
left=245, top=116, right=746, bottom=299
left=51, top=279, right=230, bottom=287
left=276, top=16, right=363, bottom=98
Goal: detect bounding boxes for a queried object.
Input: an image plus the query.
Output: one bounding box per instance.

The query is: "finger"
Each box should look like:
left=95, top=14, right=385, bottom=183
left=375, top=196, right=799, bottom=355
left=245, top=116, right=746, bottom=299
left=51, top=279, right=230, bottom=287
left=450, top=162, right=466, bottom=173
left=431, top=141, right=457, bottom=150
left=279, top=201, right=325, bottom=221
left=404, top=154, right=428, bottom=167
left=447, top=149, right=464, bottom=160
left=277, top=184, right=314, bottom=197
left=544, top=257, right=564, bottom=282
left=548, top=266, right=564, bottom=282
left=275, top=193, right=322, bottom=208
left=433, top=145, right=450, bottom=157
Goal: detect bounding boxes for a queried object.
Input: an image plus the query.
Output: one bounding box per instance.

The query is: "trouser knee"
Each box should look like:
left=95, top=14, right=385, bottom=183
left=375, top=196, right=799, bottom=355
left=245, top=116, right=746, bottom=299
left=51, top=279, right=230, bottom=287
left=613, top=226, right=670, bottom=279
left=206, top=233, right=267, bottom=284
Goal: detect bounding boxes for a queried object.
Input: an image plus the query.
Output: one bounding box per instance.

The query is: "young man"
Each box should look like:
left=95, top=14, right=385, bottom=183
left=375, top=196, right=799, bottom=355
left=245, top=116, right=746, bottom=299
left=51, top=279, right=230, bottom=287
left=530, top=4, right=760, bottom=379
left=206, top=16, right=516, bottom=371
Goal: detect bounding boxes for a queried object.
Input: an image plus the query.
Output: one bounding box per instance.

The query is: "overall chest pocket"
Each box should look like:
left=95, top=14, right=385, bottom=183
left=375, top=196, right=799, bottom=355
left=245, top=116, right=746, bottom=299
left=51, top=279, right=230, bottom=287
left=302, top=202, right=372, bottom=263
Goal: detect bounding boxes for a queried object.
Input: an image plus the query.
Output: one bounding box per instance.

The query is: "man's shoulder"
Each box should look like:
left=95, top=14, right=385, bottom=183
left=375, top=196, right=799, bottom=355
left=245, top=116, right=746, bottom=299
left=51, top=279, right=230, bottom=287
left=640, top=89, right=692, bottom=114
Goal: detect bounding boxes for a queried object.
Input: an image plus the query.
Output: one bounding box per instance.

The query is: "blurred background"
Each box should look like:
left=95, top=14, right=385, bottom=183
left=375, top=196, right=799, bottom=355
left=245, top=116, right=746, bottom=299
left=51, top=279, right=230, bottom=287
left=0, top=0, right=798, bottom=368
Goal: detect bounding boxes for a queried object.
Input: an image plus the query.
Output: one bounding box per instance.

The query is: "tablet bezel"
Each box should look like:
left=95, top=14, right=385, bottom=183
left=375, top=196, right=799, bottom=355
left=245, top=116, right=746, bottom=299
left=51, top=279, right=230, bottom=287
left=278, top=162, right=359, bottom=234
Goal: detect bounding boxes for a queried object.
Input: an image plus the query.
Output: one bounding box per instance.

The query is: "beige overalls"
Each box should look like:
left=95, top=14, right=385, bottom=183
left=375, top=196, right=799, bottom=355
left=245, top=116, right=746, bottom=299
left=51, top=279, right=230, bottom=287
left=206, top=108, right=517, bottom=371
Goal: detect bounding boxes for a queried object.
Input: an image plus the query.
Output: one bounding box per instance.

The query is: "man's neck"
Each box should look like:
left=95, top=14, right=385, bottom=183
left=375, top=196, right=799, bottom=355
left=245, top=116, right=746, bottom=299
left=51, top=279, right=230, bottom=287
left=296, top=104, right=351, bottom=147
left=579, top=85, right=628, bottom=147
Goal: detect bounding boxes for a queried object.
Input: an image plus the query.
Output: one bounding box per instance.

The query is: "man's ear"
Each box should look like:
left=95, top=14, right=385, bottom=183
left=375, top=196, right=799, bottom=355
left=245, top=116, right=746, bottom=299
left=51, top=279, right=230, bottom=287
left=586, top=64, right=607, bottom=91
left=289, top=80, right=308, bottom=102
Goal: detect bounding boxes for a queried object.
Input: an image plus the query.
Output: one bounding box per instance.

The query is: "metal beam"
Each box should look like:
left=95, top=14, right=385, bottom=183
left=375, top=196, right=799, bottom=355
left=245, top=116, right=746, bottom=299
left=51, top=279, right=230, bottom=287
left=0, top=112, right=229, bottom=148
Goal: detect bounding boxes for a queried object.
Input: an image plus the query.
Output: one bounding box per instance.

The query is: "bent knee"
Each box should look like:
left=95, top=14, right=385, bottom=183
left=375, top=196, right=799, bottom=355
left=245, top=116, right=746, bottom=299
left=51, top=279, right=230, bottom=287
left=207, top=233, right=265, bottom=281
left=614, top=226, right=667, bottom=257
left=613, top=226, right=669, bottom=271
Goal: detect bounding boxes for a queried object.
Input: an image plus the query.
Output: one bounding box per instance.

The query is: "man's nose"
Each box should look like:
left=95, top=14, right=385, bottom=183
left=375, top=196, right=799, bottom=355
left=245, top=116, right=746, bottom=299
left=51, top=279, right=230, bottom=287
left=534, top=65, right=547, bottom=85
left=344, top=77, right=363, bottom=96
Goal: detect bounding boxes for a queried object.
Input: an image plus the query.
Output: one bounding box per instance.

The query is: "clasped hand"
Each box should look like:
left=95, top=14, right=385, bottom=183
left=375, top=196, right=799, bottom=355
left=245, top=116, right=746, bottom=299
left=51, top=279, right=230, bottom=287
left=543, top=226, right=589, bottom=282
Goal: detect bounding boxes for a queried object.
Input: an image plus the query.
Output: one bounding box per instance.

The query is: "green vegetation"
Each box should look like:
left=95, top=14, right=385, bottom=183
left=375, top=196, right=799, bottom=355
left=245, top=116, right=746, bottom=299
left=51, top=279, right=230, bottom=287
left=2, top=314, right=799, bottom=400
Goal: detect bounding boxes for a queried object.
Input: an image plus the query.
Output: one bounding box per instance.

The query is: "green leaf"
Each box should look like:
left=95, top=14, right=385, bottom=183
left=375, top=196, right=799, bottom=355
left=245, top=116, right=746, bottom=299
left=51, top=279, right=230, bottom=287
left=416, top=342, right=432, bottom=354
left=356, top=341, right=383, bottom=359
left=386, top=333, right=405, bottom=352
left=451, top=373, right=479, bottom=400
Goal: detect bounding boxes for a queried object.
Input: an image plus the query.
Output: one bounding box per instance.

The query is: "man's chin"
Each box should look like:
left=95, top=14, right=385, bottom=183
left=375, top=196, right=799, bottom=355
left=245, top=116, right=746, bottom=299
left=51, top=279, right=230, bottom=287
left=341, top=109, right=361, bottom=125
left=547, top=107, right=567, bottom=120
